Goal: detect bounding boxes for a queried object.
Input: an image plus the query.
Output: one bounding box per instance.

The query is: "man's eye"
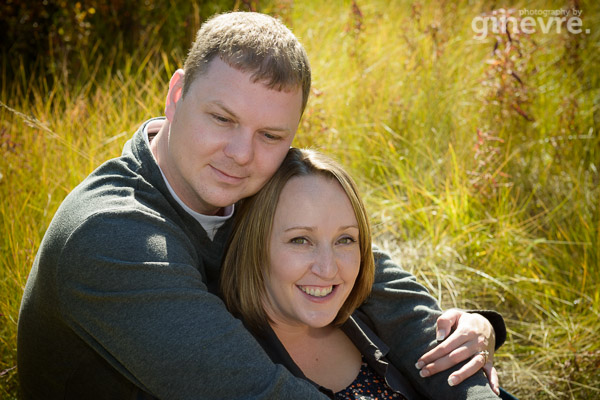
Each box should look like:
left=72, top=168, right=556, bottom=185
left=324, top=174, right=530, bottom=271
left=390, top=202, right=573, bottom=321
left=262, top=132, right=282, bottom=141
left=212, top=114, right=231, bottom=123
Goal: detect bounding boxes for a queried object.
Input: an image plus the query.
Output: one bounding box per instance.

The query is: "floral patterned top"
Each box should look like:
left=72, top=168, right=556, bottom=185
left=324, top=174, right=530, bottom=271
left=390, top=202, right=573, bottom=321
left=335, top=356, right=407, bottom=399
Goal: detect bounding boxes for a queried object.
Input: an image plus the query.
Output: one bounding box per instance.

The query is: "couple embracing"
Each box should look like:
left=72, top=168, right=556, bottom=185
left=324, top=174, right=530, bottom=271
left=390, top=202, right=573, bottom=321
left=18, top=11, right=513, bottom=400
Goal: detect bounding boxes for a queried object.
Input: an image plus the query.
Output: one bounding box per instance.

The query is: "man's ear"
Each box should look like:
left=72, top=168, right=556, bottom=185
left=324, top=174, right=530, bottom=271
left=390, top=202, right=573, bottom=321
left=165, top=69, right=185, bottom=122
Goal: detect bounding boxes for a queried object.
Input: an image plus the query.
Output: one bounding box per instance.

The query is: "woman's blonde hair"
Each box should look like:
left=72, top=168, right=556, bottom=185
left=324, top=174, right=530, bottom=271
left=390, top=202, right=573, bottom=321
left=220, top=148, right=374, bottom=334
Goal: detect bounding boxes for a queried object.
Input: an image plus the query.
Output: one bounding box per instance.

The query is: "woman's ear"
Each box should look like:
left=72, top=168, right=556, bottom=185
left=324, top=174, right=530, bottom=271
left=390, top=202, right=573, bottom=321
left=165, top=69, right=185, bottom=121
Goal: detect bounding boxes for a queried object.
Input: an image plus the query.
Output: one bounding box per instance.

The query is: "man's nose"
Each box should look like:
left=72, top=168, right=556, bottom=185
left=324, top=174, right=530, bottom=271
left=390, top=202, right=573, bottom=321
left=223, top=128, right=253, bottom=165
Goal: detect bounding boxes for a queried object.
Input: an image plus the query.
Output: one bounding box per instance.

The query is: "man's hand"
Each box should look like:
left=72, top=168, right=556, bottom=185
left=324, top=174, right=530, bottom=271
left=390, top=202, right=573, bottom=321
left=414, top=309, right=500, bottom=395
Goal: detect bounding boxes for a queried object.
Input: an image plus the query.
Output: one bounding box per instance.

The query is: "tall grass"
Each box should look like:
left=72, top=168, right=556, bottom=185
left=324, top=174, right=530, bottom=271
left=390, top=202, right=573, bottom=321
left=1, top=0, right=599, bottom=398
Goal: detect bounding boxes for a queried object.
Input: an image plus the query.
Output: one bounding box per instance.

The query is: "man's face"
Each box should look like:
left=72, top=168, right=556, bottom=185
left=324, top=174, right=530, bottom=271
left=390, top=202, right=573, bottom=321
left=163, top=58, right=303, bottom=215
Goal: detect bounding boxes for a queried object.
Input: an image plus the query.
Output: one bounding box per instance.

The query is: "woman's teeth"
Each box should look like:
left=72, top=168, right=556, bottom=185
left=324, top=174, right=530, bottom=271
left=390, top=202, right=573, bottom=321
left=299, top=285, right=334, bottom=297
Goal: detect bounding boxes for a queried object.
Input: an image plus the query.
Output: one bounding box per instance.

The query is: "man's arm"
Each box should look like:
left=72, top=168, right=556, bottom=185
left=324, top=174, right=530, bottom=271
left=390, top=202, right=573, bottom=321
left=359, top=246, right=500, bottom=399
left=57, top=213, right=327, bottom=399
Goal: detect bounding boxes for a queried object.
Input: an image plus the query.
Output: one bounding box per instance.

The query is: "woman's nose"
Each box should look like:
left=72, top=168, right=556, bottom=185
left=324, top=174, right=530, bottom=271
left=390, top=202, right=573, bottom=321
left=310, top=245, right=337, bottom=279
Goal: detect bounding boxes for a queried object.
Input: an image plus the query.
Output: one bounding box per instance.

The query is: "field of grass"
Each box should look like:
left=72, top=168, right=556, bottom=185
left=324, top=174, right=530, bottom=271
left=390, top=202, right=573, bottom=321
left=1, top=0, right=599, bottom=398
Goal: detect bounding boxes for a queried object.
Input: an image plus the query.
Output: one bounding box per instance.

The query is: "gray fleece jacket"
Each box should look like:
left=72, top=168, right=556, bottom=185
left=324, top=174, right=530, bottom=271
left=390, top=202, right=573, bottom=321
left=17, top=118, right=501, bottom=399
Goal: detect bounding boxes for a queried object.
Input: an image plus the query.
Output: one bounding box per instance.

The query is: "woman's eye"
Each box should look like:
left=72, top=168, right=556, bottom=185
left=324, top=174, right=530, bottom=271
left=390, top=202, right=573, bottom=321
left=338, top=236, right=357, bottom=245
left=290, top=237, right=308, bottom=245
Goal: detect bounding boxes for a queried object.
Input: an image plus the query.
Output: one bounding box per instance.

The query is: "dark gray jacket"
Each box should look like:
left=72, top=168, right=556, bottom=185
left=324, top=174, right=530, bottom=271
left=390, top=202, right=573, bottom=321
left=17, top=118, right=502, bottom=399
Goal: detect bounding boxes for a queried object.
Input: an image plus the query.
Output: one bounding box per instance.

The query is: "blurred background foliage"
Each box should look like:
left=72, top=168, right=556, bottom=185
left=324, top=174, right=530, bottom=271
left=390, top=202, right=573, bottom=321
left=1, top=0, right=276, bottom=83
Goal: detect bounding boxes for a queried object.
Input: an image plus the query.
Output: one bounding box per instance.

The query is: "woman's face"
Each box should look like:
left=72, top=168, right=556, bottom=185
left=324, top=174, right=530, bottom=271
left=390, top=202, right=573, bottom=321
left=264, top=174, right=361, bottom=330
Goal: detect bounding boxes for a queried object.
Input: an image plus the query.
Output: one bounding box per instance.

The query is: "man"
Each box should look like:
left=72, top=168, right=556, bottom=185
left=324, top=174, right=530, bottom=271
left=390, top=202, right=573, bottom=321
left=17, top=12, right=503, bottom=399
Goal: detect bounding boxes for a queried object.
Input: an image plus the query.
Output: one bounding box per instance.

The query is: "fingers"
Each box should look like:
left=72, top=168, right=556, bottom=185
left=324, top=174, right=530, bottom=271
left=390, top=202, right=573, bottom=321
left=446, top=353, right=489, bottom=387
left=417, top=324, right=479, bottom=369
left=435, top=308, right=464, bottom=342
left=416, top=336, right=478, bottom=377
left=417, top=326, right=492, bottom=377
left=483, top=363, right=500, bottom=395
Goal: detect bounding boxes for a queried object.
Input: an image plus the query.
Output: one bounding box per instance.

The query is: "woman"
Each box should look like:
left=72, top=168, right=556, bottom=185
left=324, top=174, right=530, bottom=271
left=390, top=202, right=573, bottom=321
left=220, top=148, right=502, bottom=399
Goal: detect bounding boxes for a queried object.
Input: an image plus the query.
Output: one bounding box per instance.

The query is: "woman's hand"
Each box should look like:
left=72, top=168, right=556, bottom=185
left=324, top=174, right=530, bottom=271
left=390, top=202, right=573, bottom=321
left=415, top=309, right=500, bottom=395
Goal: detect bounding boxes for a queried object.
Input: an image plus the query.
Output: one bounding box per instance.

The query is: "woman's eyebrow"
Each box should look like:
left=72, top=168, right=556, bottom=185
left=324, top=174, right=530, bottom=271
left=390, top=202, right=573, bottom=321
left=284, top=226, right=314, bottom=233
left=283, top=224, right=358, bottom=232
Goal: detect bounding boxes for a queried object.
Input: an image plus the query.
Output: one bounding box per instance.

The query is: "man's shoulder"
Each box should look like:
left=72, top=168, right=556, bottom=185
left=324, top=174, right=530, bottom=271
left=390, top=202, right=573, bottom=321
left=45, top=145, right=180, bottom=257
left=56, top=205, right=191, bottom=266
left=58, top=158, right=158, bottom=222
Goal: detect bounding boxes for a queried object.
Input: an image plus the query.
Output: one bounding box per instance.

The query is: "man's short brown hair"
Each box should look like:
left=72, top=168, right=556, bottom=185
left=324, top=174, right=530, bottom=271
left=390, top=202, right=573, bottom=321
left=221, top=148, right=375, bottom=334
left=183, top=12, right=311, bottom=113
